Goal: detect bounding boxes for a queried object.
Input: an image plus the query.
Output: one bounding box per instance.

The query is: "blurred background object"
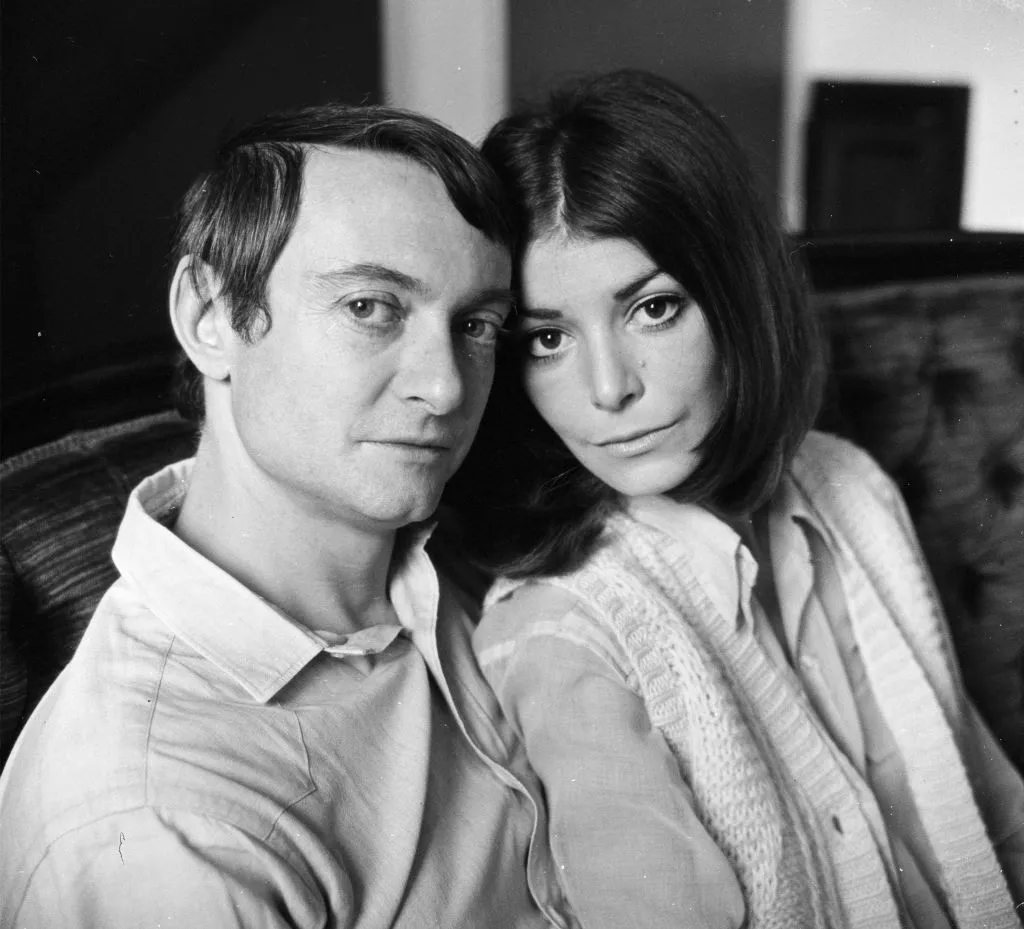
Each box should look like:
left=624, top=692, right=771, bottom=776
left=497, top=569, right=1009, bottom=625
left=6, top=0, right=1021, bottom=458
left=804, top=81, right=969, bottom=235
left=1, top=0, right=380, bottom=456
left=782, top=0, right=1024, bottom=233
left=3, top=0, right=1024, bottom=771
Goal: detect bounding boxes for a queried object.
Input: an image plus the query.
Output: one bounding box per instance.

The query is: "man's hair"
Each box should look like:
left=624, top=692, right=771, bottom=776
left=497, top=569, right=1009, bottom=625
left=171, top=102, right=516, bottom=420
left=445, top=69, right=825, bottom=577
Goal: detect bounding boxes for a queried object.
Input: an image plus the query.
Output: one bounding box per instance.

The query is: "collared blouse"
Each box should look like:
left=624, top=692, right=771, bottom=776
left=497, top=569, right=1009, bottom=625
left=475, top=463, right=1024, bottom=929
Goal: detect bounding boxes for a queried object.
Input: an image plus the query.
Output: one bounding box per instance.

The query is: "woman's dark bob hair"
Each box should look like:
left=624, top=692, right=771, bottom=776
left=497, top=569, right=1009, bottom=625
left=445, top=69, right=825, bottom=578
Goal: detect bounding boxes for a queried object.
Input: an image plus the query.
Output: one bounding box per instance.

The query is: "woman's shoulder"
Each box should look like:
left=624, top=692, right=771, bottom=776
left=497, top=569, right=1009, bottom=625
left=479, top=580, right=583, bottom=638
left=793, top=430, right=900, bottom=504
left=475, top=579, right=630, bottom=680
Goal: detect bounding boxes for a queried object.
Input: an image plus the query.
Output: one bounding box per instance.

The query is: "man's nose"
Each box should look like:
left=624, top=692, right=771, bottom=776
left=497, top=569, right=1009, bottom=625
left=397, top=323, right=466, bottom=415
left=588, top=340, right=643, bottom=412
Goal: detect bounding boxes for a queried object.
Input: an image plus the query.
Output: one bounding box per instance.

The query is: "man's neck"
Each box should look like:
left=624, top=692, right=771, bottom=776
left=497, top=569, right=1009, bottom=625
left=174, top=441, right=400, bottom=638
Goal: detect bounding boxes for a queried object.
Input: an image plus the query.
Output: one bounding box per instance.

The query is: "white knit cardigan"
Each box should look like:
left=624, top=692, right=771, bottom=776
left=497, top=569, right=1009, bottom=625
left=487, top=433, right=1017, bottom=929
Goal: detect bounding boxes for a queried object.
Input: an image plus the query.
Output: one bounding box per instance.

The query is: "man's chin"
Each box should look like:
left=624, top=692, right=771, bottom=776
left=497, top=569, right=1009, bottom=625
left=362, top=486, right=445, bottom=531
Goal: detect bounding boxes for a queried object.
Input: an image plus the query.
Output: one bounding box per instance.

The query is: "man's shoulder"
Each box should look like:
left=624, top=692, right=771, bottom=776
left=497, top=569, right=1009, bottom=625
left=1, top=802, right=322, bottom=928
left=0, top=582, right=315, bottom=888
left=1, top=579, right=174, bottom=811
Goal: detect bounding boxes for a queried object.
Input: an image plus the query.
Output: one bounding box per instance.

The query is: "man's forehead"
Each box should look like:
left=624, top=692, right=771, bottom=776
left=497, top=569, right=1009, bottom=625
left=300, top=146, right=439, bottom=209
left=275, top=147, right=511, bottom=294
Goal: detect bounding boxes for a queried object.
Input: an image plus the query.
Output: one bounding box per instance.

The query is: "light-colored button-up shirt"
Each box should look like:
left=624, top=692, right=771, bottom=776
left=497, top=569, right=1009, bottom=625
left=476, top=484, right=1024, bottom=929
left=0, top=461, right=568, bottom=929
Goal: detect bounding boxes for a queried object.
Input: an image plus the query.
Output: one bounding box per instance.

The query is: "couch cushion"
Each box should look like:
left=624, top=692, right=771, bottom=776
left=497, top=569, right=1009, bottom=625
left=814, top=274, right=1024, bottom=770
left=1, top=412, right=197, bottom=763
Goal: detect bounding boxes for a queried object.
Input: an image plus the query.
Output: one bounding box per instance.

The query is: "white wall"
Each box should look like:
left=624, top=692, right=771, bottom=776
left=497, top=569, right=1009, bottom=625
left=784, top=0, right=1024, bottom=231
left=382, top=0, right=508, bottom=144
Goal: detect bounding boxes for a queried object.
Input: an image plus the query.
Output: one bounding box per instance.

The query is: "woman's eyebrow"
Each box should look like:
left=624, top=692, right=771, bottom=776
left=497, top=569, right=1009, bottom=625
left=520, top=267, right=665, bottom=319
left=518, top=306, right=563, bottom=320
left=613, top=268, right=663, bottom=302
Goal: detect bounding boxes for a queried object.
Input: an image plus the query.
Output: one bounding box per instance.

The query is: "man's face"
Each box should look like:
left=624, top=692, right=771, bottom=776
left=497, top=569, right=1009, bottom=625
left=225, top=149, right=512, bottom=531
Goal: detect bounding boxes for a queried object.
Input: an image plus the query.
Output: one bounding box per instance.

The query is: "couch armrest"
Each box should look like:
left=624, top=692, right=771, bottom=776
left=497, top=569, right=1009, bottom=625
left=0, top=412, right=198, bottom=765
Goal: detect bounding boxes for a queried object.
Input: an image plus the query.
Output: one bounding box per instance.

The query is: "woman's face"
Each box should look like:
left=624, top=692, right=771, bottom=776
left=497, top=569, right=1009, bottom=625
left=515, top=233, right=723, bottom=498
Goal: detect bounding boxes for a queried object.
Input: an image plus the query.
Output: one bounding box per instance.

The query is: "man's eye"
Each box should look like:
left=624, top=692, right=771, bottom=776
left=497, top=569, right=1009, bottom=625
left=525, top=328, right=570, bottom=358
left=459, top=317, right=501, bottom=343
left=343, top=298, right=400, bottom=325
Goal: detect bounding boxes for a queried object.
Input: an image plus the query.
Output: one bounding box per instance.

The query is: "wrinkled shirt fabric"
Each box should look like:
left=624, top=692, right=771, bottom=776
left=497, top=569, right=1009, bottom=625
left=0, top=460, right=569, bottom=929
left=476, top=433, right=1024, bottom=929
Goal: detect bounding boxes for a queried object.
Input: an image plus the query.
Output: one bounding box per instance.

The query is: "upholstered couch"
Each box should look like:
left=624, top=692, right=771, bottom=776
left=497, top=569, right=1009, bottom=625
left=814, top=272, right=1024, bottom=770
left=3, top=243, right=1023, bottom=772
left=1, top=414, right=197, bottom=765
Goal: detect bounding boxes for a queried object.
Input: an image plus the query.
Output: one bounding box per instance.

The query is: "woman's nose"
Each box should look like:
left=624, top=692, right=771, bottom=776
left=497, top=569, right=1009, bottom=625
left=588, top=342, right=643, bottom=411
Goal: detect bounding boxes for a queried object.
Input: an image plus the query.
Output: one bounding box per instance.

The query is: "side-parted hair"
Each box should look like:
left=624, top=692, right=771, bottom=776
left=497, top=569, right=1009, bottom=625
left=444, top=69, right=825, bottom=578
left=171, top=102, right=516, bottom=420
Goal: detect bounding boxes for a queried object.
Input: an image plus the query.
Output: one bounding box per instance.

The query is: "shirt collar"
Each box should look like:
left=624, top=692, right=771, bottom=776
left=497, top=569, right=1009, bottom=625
left=772, top=470, right=839, bottom=554
left=111, top=460, right=441, bottom=704
left=388, top=520, right=441, bottom=639
left=627, top=494, right=751, bottom=628
left=626, top=471, right=837, bottom=633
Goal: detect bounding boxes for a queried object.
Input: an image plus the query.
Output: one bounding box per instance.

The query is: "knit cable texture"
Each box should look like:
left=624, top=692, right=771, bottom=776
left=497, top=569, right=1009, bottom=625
left=558, top=536, right=838, bottom=929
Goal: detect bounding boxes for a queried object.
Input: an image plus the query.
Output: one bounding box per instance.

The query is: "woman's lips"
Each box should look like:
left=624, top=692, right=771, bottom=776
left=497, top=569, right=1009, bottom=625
left=595, top=419, right=680, bottom=458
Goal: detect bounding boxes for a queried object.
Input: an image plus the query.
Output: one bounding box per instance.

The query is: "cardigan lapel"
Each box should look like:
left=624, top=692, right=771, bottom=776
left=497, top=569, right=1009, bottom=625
left=792, top=435, right=1017, bottom=929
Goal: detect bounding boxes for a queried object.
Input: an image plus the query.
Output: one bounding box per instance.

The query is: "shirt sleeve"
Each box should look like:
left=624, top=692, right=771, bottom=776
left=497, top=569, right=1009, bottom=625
left=479, top=592, right=745, bottom=929
left=9, top=806, right=331, bottom=929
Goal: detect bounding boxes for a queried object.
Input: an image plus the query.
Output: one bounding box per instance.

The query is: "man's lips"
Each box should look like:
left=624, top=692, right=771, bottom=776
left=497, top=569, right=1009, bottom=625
left=365, top=435, right=458, bottom=451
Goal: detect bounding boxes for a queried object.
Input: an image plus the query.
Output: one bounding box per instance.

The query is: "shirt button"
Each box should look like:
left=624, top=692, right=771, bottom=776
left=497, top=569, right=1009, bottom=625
left=831, top=814, right=844, bottom=835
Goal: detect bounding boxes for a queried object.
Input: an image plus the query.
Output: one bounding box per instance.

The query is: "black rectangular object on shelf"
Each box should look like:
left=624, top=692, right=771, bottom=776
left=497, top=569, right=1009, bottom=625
left=804, top=81, right=969, bottom=235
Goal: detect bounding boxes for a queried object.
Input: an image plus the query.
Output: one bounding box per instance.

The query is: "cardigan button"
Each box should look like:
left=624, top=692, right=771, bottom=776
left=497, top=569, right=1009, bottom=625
left=831, top=815, right=844, bottom=834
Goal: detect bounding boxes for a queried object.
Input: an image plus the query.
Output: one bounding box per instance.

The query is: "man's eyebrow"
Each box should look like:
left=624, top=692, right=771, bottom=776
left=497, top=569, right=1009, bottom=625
left=467, top=287, right=518, bottom=310
left=309, top=263, right=428, bottom=295
left=309, top=267, right=515, bottom=310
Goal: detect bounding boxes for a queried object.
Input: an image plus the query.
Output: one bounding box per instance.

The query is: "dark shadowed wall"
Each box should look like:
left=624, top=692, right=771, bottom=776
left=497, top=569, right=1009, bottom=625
left=2, top=0, right=380, bottom=455
left=508, top=0, right=787, bottom=208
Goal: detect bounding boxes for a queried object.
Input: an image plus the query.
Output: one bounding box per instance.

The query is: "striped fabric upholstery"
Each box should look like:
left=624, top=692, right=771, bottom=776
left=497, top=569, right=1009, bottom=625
left=815, top=274, right=1024, bottom=771
left=0, top=412, right=197, bottom=764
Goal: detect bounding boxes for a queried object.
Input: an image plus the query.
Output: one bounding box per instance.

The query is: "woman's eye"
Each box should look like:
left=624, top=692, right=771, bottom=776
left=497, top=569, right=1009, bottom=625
left=632, top=295, right=683, bottom=327
left=525, top=328, right=569, bottom=358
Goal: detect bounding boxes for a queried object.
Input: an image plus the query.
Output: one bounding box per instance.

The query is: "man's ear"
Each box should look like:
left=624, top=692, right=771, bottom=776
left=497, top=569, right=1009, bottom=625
left=169, top=256, right=234, bottom=381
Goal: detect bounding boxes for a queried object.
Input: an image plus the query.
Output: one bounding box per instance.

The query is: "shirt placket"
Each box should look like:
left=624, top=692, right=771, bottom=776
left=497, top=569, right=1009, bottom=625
left=393, top=551, right=570, bottom=929
left=766, top=517, right=915, bottom=921
left=419, top=623, right=571, bottom=928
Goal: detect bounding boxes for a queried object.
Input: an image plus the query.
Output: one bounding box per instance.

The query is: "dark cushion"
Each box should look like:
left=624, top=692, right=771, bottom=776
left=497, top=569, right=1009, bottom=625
left=814, top=274, right=1024, bottom=770
left=0, top=412, right=197, bottom=764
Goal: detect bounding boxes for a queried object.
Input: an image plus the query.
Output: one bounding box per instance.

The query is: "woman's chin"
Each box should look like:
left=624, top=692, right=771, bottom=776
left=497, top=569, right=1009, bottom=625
left=582, top=455, right=700, bottom=499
